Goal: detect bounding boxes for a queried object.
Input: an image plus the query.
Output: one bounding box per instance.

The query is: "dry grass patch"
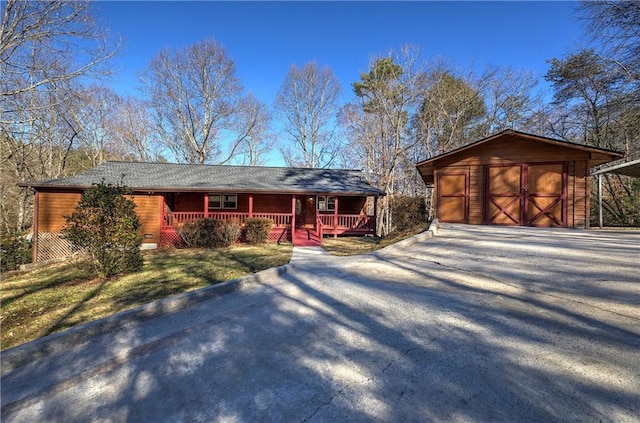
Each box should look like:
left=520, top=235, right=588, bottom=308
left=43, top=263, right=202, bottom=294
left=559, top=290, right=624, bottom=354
left=323, top=226, right=427, bottom=256
left=1, top=244, right=292, bottom=350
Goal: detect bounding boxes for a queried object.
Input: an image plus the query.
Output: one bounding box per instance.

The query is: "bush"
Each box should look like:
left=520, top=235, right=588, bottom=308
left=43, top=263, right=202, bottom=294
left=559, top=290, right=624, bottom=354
left=62, top=180, right=143, bottom=279
left=178, top=218, right=241, bottom=248
left=177, top=220, right=200, bottom=248
left=391, top=196, right=427, bottom=232
left=0, top=235, right=32, bottom=272
left=244, top=218, right=274, bottom=244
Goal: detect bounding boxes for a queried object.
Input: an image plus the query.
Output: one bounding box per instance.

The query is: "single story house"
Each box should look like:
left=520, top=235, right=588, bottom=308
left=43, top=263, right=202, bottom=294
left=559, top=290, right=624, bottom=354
left=416, top=129, right=623, bottom=228
left=20, top=162, right=385, bottom=262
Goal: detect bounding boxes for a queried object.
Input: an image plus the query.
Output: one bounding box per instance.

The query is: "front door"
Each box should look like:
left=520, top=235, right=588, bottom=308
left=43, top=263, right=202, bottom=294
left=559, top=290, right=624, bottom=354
left=485, top=163, right=567, bottom=227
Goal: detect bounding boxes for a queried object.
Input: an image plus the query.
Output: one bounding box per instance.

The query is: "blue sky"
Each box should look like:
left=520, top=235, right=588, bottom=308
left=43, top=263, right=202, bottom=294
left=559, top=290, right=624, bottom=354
left=96, top=1, right=585, bottom=105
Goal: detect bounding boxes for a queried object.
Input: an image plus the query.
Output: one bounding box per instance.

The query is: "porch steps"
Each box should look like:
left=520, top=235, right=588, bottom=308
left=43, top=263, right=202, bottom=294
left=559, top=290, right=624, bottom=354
left=293, top=228, right=322, bottom=247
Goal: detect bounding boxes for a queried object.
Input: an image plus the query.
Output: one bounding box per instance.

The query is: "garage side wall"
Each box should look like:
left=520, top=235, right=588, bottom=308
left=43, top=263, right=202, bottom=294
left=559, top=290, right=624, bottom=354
left=433, top=136, right=592, bottom=228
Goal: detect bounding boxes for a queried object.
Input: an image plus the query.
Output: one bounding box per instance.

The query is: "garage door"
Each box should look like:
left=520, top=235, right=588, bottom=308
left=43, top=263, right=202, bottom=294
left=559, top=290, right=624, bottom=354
left=437, top=170, right=469, bottom=223
left=486, top=163, right=567, bottom=227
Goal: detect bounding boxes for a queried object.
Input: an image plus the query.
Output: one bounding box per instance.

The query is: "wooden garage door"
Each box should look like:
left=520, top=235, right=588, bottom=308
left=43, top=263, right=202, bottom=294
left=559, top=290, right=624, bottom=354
left=485, top=163, right=567, bottom=227
left=437, top=170, right=469, bottom=223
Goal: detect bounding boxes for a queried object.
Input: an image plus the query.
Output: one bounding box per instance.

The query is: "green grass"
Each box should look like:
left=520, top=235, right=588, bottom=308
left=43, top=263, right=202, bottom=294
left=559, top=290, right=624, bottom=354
left=0, top=244, right=292, bottom=350
left=323, top=226, right=427, bottom=256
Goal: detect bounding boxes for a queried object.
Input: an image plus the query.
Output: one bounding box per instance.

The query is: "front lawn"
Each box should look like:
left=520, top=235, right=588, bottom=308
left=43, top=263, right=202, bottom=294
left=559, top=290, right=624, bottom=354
left=0, top=244, right=292, bottom=350
left=322, top=226, right=427, bottom=256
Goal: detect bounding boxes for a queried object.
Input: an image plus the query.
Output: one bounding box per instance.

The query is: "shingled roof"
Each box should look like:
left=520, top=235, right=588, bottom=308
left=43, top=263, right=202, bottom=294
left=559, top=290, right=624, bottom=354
left=21, top=161, right=386, bottom=196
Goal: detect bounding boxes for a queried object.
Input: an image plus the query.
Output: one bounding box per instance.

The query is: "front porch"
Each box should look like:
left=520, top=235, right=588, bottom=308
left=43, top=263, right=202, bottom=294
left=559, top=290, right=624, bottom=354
left=159, top=192, right=377, bottom=247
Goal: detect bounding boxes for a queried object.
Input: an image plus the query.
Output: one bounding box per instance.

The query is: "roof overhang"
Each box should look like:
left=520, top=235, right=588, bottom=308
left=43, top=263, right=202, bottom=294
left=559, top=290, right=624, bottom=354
left=416, top=129, right=624, bottom=184
left=19, top=183, right=385, bottom=197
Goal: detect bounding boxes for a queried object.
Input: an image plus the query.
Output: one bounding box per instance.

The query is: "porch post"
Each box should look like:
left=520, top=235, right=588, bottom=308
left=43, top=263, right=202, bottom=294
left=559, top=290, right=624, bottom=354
left=248, top=194, right=253, bottom=218
left=32, top=190, right=39, bottom=263
left=373, top=196, right=378, bottom=236
left=598, top=174, right=603, bottom=228
left=204, top=193, right=209, bottom=218
left=333, top=196, right=339, bottom=238
left=159, top=194, right=165, bottom=228
left=291, top=195, right=296, bottom=246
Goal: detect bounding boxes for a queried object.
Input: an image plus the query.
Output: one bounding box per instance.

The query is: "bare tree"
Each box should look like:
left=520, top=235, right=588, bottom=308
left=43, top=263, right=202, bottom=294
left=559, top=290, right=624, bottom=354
left=109, top=96, right=163, bottom=162
left=344, top=46, right=427, bottom=236
left=579, top=1, right=640, bottom=83
left=231, top=94, right=273, bottom=166
left=274, top=61, right=341, bottom=168
left=0, top=0, right=118, bottom=233
left=1, top=0, right=118, bottom=119
left=480, top=66, right=541, bottom=135
left=140, top=39, right=253, bottom=164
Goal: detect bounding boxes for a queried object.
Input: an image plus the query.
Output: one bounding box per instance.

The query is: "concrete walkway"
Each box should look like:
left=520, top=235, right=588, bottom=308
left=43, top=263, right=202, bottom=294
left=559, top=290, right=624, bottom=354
left=2, top=224, right=639, bottom=422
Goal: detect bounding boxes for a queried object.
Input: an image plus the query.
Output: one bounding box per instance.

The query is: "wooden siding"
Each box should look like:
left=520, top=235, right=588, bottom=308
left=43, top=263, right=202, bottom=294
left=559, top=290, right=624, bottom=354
left=253, top=194, right=291, bottom=213
left=437, top=169, right=469, bottom=223
left=574, top=160, right=589, bottom=228
left=174, top=192, right=203, bottom=212
left=435, top=135, right=592, bottom=168
left=37, top=191, right=82, bottom=232
left=333, top=196, right=367, bottom=215
left=133, top=194, right=161, bottom=243
left=430, top=136, right=595, bottom=228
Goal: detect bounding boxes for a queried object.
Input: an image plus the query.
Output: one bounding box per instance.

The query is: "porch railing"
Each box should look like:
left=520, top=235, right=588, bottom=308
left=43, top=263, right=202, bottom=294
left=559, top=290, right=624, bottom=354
left=163, top=211, right=373, bottom=233
left=319, top=214, right=374, bottom=230
left=163, top=212, right=292, bottom=229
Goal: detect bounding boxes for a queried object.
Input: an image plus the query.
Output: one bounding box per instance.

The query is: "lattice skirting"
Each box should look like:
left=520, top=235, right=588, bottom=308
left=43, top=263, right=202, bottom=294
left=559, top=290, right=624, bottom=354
left=37, top=232, right=84, bottom=262
left=160, top=229, right=185, bottom=248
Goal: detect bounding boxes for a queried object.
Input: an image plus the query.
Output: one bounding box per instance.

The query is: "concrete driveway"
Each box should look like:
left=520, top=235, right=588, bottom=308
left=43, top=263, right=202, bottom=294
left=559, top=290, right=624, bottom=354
left=2, top=224, right=639, bottom=422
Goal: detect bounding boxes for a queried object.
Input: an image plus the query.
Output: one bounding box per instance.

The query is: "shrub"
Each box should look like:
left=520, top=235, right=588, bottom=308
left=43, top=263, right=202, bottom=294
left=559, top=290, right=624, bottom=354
left=178, top=218, right=241, bottom=248
left=177, top=220, right=200, bottom=248
left=62, top=180, right=143, bottom=278
left=244, top=218, right=274, bottom=244
left=391, top=196, right=427, bottom=232
left=0, top=235, right=32, bottom=272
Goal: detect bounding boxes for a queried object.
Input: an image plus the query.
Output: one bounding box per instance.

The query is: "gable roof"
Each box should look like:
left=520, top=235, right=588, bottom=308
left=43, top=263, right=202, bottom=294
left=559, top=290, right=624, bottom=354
left=416, top=129, right=624, bottom=183
left=20, top=161, right=386, bottom=196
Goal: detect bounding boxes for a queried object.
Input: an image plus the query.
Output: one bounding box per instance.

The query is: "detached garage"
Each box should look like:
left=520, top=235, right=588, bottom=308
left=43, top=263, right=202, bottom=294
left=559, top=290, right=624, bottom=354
left=416, top=130, right=623, bottom=228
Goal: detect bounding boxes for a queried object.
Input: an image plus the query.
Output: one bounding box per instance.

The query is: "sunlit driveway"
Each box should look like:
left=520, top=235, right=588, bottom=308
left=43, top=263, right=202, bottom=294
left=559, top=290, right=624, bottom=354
left=2, top=224, right=639, bottom=422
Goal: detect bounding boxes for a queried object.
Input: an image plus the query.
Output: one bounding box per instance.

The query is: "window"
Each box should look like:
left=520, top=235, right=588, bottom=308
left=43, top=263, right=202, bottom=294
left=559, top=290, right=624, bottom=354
left=327, top=196, right=336, bottom=212
left=222, top=194, right=237, bottom=209
left=317, top=196, right=326, bottom=211
left=208, top=194, right=221, bottom=209
left=317, top=196, right=336, bottom=212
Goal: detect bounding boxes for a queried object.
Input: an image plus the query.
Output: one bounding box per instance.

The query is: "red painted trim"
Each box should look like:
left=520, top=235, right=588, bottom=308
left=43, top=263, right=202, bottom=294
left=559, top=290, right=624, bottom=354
left=486, top=162, right=568, bottom=227
left=204, top=194, right=209, bottom=218
left=333, top=196, right=339, bottom=238
left=291, top=195, right=296, bottom=246
left=248, top=194, right=253, bottom=218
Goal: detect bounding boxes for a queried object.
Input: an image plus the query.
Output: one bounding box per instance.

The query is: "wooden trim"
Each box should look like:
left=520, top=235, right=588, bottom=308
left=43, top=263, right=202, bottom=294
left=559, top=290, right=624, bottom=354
left=291, top=195, right=296, bottom=246
left=437, top=169, right=470, bottom=224
left=204, top=193, right=209, bottom=218
left=333, top=196, right=339, bottom=238
left=248, top=194, right=253, bottom=218
left=417, top=129, right=623, bottom=167
left=32, top=190, right=39, bottom=263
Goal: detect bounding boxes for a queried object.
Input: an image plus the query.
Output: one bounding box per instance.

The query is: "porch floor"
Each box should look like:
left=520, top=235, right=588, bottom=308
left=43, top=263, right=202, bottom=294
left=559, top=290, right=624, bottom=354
left=293, top=227, right=322, bottom=247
